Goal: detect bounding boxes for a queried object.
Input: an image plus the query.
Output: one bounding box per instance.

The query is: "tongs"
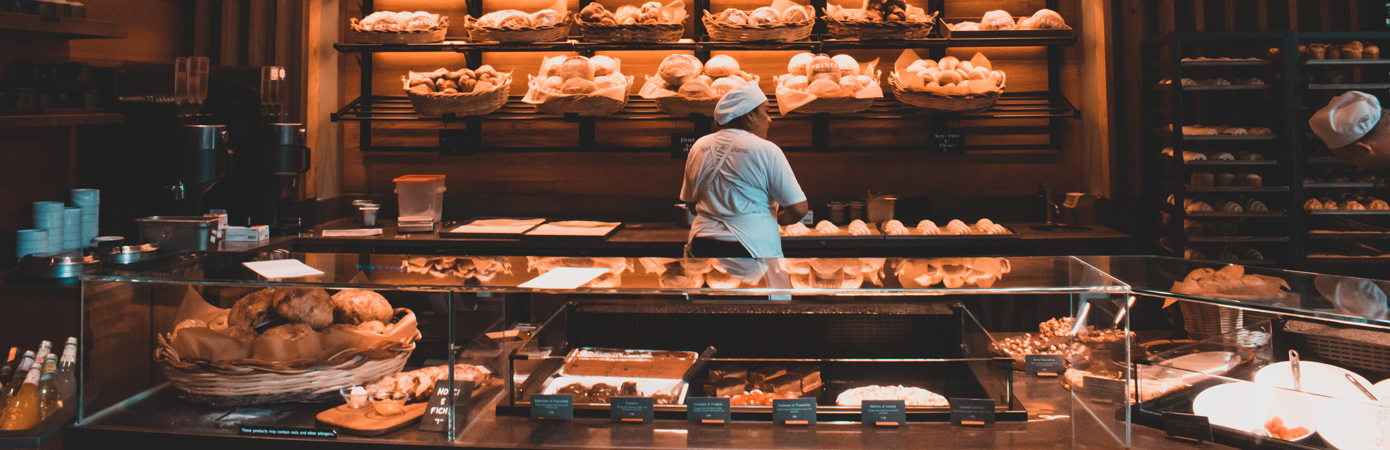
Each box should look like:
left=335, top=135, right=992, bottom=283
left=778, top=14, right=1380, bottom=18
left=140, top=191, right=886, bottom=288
left=1290, top=350, right=1301, bottom=391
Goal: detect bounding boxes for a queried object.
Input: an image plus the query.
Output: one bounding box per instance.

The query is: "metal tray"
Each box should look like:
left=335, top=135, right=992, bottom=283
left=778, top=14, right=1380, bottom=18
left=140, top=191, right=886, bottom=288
left=781, top=223, right=883, bottom=240
left=523, top=221, right=624, bottom=240
left=883, top=224, right=1020, bottom=239
left=439, top=217, right=546, bottom=239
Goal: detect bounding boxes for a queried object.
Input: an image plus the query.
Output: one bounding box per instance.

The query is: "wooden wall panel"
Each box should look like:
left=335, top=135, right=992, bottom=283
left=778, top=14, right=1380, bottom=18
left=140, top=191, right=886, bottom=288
left=69, top=0, right=194, bottom=65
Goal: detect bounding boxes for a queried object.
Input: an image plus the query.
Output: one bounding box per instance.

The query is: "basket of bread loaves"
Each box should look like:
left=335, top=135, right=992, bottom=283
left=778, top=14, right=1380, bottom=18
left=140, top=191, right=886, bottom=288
left=640, top=54, right=759, bottom=117
left=577, top=1, right=686, bottom=43
left=946, top=9, right=1070, bottom=35
left=523, top=55, right=633, bottom=116
left=403, top=66, right=511, bottom=117
left=463, top=7, right=570, bottom=43
left=890, top=50, right=1006, bottom=115
left=703, top=2, right=814, bottom=42
left=774, top=53, right=882, bottom=115
left=822, top=1, right=938, bottom=40
left=155, top=287, right=420, bottom=406
left=348, top=11, right=449, bottom=44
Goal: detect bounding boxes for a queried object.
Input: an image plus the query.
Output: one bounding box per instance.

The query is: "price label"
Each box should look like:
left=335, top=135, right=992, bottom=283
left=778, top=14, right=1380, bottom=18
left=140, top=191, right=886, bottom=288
left=686, top=397, right=732, bottom=424
left=949, top=398, right=995, bottom=426
left=1083, top=376, right=1128, bottom=404
left=861, top=400, right=907, bottom=426
left=531, top=394, right=574, bottom=420
left=672, top=132, right=700, bottom=159
left=610, top=396, right=655, bottom=422
left=1163, top=412, right=1213, bottom=442
left=439, top=129, right=469, bottom=155
left=928, top=128, right=965, bottom=155
left=238, top=425, right=336, bottom=439
left=772, top=398, right=817, bottom=425
left=1025, top=355, right=1065, bottom=377
left=419, top=380, right=473, bottom=432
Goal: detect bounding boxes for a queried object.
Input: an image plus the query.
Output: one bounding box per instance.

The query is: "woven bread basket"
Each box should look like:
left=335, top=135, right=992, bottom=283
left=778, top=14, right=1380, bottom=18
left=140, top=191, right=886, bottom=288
left=889, top=74, right=1001, bottom=115
left=702, top=7, right=814, bottom=42
left=578, top=21, right=684, bottom=42
left=532, top=77, right=633, bottom=116
left=463, top=14, right=571, bottom=43
left=652, top=75, right=760, bottom=116
left=403, top=77, right=512, bottom=117
left=347, top=17, right=449, bottom=44
left=785, top=96, right=874, bottom=114
left=823, top=13, right=936, bottom=40
left=156, top=308, right=420, bottom=407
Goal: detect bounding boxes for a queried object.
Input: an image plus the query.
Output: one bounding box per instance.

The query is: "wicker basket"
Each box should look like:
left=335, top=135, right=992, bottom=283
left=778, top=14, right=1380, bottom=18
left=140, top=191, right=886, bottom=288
left=651, top=75, right=760, bottom=117
left=347, top=17, right=449, bottom=44
left=889, top=74, right=1001, bottom=115
left=787, top=96, right=875, bottom=114
left=823, top=14, right=936, bottom=40
left=702, top=7, right=814, bottom=42
left=532, top=77, right=633, bottom=116
left=579, top=21, right=684, bottom=43
left=404, top=79, right=512, bottom=117
left=463, top=14, right=571, bottom=43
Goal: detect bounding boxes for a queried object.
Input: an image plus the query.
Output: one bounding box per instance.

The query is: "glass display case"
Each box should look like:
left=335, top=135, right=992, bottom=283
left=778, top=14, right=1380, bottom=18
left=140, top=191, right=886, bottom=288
left=71, top=252, right=1390, bottom=449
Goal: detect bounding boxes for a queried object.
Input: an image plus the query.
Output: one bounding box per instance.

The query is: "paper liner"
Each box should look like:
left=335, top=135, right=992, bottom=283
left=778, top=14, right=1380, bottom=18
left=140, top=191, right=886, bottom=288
left=891, top=49, right=1005, bottom=96
left=523, top=74, right=634, bottom=104
left=165, top=287, right=419, bottom=364
left=773, top=60, right=882, bottom=115
left=638, top=74, right=761, bottom=99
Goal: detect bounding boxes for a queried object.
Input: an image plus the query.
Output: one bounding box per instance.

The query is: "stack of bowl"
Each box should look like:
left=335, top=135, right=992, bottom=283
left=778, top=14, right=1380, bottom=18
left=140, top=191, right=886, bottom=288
left=14, top=229, right=48, bottom=261
left=70, top=189, right=99, bottom=244
left=62, top=207, right=81, bottom=251
left=32, top=201, right=64, bottom=253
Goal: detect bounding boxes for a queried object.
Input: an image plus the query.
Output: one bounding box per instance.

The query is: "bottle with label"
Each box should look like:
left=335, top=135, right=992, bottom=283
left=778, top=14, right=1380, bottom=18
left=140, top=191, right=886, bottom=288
left=3, top=351, right=36, bottom=401
left=56, top=338, right=76, bottom=403
left=0, top=348, right=18, bottom=380
left=0, top=367, right=40, bottom=430
left=32, top=341, right=51, bottom=364
left=36, top=355, right=60, bottom=420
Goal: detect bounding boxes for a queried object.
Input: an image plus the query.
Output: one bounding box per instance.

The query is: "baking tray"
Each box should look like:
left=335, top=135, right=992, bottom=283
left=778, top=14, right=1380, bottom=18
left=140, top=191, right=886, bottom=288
left=439, top=217, right=546, bottom=239
left=523, top=221, right=623, bottom=240
left=780, top=223, right=883, bottom=240
left=539, top=375, right=689, bottom=406
left=883, top=224, right=1020, bottom=239
left=560, top=347, right=700, bottom=379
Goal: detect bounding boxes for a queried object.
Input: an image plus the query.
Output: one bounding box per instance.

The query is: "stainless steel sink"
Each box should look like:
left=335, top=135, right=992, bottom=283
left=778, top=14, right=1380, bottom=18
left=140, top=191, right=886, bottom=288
left=1030, top=225, right=1095, bottom=232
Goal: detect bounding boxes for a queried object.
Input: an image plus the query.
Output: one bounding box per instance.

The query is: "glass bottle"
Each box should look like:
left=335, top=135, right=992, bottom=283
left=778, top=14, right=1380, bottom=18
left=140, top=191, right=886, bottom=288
left=32, top=341, right=51, bottom=364
left=36, top=355, right=60, bottom=420
left=3, top=351, right=36, bottom=401
left=56, top=338, right=76, bottom=403
left=0, top=367, right=40, bottom=430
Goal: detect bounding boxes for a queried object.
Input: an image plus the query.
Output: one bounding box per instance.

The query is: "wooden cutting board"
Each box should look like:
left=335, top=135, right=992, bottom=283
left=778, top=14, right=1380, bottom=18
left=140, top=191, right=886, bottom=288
left=316, top=403, right=428, bottom=436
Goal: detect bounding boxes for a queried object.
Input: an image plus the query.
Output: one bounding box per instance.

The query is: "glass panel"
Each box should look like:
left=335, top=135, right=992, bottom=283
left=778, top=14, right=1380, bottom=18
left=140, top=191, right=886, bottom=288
left=1067, top=291, right=1133, bottom=449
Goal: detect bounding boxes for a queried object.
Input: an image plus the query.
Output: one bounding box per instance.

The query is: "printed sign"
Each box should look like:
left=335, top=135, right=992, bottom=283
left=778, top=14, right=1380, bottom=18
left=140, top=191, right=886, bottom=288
left=687, top=397, right=732, bottom=424
left=862, top=400, right=907, bottom=426
left=950, top=398, right=996, bottom=426
left=1025, top=355, right=1066, bottom=376
left=531, top=394, right=574, bottom=420
left=610, top=397, right=655, bottom=422
left=773, top=398, right=817, bottom=425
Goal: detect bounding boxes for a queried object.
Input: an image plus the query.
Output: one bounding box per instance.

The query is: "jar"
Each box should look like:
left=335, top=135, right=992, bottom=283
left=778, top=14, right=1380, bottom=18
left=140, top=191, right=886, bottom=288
left=360, top=204, right=380, bottom=227
left=866, top=196, right=897, bottom=224
left=848, top=201, right=865, bottom=222
left=827, top=202, right=847, bottom=224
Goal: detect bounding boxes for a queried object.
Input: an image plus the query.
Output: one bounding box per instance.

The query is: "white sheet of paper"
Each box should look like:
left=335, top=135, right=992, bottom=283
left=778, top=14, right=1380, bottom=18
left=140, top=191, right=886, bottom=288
left=243, top=259, right=325, bottom=279
left=321, top=229, right=383, bottom=237
left=518, top=267, right=610, bottom=289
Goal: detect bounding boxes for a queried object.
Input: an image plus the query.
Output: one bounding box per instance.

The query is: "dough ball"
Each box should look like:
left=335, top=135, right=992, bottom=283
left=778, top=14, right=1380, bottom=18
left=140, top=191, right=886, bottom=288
left=590, top=55, right=619, bottom=77
left=561, top=78, right=599, bottom=94
left=807, top=78, right=845, bottom=98
left=704, top=55, right=740, bottom=77
left=717, top=8, right=748, bottom=25
left=330, top=289, right=394, bottom=325
left=357, top=320, right=387, bottom=334
left=749, top=7, right=781, bottom=25
left=782, top=6, right=809, bottom=22
left=658, top=54, right=703, bottom=87
left=560, top=56, right=595, bottom=81
left=227, top=289, right=280, bottom=330
left=259, top=323, right=313, bottom=340
left=273, top=288, right=333, bottom=330
left=222, top=326, right=259, bottom=341
left=832, top=54, right=860, bottom=77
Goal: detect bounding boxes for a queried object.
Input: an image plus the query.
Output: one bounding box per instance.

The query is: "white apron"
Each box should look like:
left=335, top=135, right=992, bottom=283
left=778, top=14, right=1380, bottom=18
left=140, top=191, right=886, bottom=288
left=683, top=136, right=784, bottom=258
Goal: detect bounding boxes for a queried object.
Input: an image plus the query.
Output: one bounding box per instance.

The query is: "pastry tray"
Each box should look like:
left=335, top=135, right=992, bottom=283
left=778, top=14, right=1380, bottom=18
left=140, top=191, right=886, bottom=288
left=883, top=224, right=1021, bottom=239
left=439, top=217, right=546, bottom=239
left=539, top=375, right=689, bottom=406
left=781, top=223, right=883, bottom=240
left=561, top=347, right=700, bottom=379
left=523, top=221, right=623, bottom=240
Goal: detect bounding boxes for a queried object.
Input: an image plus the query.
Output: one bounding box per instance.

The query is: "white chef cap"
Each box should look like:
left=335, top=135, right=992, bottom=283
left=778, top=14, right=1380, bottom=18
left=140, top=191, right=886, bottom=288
left=713, top=82, right=767, bottom=125
left=1310, top=91, right=1382, bottom=149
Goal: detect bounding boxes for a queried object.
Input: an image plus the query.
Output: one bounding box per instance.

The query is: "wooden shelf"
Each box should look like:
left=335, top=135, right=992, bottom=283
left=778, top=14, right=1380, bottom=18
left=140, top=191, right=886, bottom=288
left=1186, top=211, right=1288, bottom=218
left=1304, top=182, right=1385, bottom=189
left=0, top=114, right=123, bottom=128
left=1180, top=59, right=1273, bottom=67
left=1149, top=84, right=1272, bottom=91
left=1309, top=231, right=1390, bottom=240
left=1184, top=159, right=1279, bottom=166
left=1308, top=256, right=1390, bottom=264
left=1304, top=59, right=1390, bottom=66
left=1186, top=236, right=1290, bottom=243
left=1306, top=83, right=1390, bottom=90
left=1184, top=134, right=1281, bottom=141
left=1185, top=185, right=1289, bottom=193
left=1308, top=210, right=1390, bottom=216
left=0, top=12, right=125, bottom=39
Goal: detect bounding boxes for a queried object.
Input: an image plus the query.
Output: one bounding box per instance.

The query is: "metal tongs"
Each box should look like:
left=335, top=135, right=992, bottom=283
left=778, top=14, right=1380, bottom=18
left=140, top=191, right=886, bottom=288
left=1349, top=373, right=1379, bottom=402
left=1290, top=350, right=1301, bottom=391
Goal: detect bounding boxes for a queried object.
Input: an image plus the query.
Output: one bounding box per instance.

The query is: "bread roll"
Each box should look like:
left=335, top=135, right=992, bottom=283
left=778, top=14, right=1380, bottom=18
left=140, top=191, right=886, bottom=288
left=806, top=55, right=840, bottom=81
left=222, top=326, right=258, bottom=341
left=938, top=56, right=960, bottom=70
left=710, top=77, right=744, bottom=95
left=717, top=8, right=749, bottom=25
left=542, top=56, right=567, bottom=77
left=357, top=320, right=387, bottom=334
left=561, top=78, right=598, bottom=94
left=935, top=70, right=963, bottom=85
left=782, top=6, right=809, bottom=22
left=590, top=55, right=619, bottom=77
left=228, top=289, right=280, bottom=330
left=788, top=53, right=815, bottom=76
left=980, top=10, right=1015, bottom=30
left=704, top=55, right=740, bottom=77
left=785, top=75, right=809, bottom=91
left=531, top=9, right=561, bottom=27
left=560, top=56, right=595, bottom=81
left=330, top=289, right=394, bottom=325
left=807, top=78, right=845, bottom=98
left=273, top=288, right=334, bottom=330
left=749, top=7, right=781, bottom=25
left=658, top=54, right=703, bottom=87
left=542, top=76, right=564, bottom=92
left=839, top=76, right=863, bottom=93
left=579, top=2, right=610, bottom=23
left=832, top=55, right=860, bottom=77
left=593, top=75, right=617, bottom=90
left=679, top=79, right=716, bottom=99
left=260, top=323, right=313, bottom=340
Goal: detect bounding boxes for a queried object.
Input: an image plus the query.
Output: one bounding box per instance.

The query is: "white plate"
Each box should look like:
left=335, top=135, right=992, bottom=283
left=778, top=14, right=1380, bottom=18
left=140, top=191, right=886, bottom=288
left=540, top=375, right=687, bottom=405
left=1315, top=399, right=1389, bottom=450
left=1192, top=383, right=1317, bottom=442
left=1254, top=361, right=1373, bottom=403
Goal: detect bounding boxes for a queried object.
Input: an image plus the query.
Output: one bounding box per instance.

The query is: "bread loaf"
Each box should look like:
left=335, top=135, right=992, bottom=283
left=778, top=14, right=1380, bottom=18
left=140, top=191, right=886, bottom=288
left=704, top=55, right=740, bottom=77
left=658, top=54, right=703, bottom=86
left=560, top=56, right=596, bottom=81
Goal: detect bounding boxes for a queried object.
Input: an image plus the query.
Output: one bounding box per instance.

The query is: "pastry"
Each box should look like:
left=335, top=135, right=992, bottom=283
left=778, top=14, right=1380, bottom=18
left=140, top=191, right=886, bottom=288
left=1216, top=172, right=1235, bottom=186
left=1347, top=201, right=1367, bottom=210
left=883, top=220, right=909, bottom=235
left=1245, top=199, right=1268, bottom=211
left=174, top=319, right=206, bottom=333
left=814, top=220, right=840, bottom=234
left=1186, top=201, right=1213, bottom=212
left=330, top=289, right=394, bottom=325
left=1204, top=151, right=1233, bottom=160
left=806, top=78, right=845, bottom=98
left=945, top=220, right=970, bottom=235
left=579, top=2, right=613, bottom=24
left=783, top=222, right=810, bottom=236
left=836, top=385, right=948, bottom=407
left=764, top=374, right=803, bottom=396
left=222, top=326, right=258, bottom=341
left=789, top=365, right=822, bottom=392
left=1236, top=151, right=1263, bottom=161
left=1249, top=127, right=1272, bottom=135
left=1184, top=247, right=1207, bottom=260
left=866, top=0, right=908, bottom=21
left=1239, top=173, right=1263, bottom=187
left=260, top=323, right=313, bottom=340
left=750, top=365, right=786, bottom=390
left=562, top=78, right=599, bottom=95
left=1372, top=200, right=1390, bottom=210
left=705, top=377, right=746, bottom=397
left=710, top=364, right=748, bottom=381
left=273, top=288, right=334, bottom=330
left=1368, top=44, right=1381, bottom=59
left=730, top=390, right=799, bottom=406
left=1220, top=201, right=1243, bottom=212
left=477, top=10, right=532, bottom=29
left=678, top=79, right=716, bottom=98
left=1344, top=41, right=1364, bottom=60
left=357, top=320, right=387, bottom=334
left=848, top=220, right=872, bottom=235
left=1019, top=9, right=1066, bottom=29
left=716, top=8, right=748, bottom=25
left=1190, top=172, right=1215, bottom=186
left=227, top=289, right=280, bottom=330
left=916, top=220, right=941, bottom=235
left=1244, top=249, right=1264, bottom=260
left=560, top=56, right=595, bottom=81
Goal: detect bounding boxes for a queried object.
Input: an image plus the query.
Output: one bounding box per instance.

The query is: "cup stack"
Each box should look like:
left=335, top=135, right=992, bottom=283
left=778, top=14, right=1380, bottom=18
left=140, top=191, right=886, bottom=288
left=32, top=201, right=65, bottom=253
left=70, top=189, right=99, bottom=244
left=62, top=207, right=82, bottom=251
left=14, top=229, right=48, bottom=260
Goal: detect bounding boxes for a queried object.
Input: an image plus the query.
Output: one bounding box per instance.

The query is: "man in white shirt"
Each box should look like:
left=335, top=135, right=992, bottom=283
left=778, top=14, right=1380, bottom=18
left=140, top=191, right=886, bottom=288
left=680, top=82, right=808, bottom=258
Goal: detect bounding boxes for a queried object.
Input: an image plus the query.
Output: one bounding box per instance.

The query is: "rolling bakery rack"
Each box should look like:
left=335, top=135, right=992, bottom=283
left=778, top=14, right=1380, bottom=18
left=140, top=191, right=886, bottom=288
left=331, top=0, right=1079, bottom=155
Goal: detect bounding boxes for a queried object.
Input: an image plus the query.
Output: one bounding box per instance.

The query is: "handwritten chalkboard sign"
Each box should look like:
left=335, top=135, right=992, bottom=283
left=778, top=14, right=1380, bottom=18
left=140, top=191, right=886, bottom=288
left=672, top=132, right=701, bottom=159
left=439, top=129, right=469, bottom=155
left=927, top=128, right=965, bottom=155
left=419, top=380, right=473, bottom=432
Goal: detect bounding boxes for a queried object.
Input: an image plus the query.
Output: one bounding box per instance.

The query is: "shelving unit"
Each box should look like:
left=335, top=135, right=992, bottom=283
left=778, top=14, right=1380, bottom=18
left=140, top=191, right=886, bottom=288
left=334, top=0, right=1078, bottom=154
left=0, top=114, right=123, bottom=128
left=0, top=12, right=126, bottom=39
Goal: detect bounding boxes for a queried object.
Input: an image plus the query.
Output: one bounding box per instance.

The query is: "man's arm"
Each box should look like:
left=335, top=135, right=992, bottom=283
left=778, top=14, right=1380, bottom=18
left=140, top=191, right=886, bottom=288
left=776, top=201, right=809, bottom=225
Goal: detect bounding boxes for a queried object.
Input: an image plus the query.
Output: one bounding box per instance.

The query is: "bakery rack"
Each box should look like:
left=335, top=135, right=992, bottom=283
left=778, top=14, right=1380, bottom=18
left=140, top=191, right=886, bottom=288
left=333, top=0, right=1079, bottom=154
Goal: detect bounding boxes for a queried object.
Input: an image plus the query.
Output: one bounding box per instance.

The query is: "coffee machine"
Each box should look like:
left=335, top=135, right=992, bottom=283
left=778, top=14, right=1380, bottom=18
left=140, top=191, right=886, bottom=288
left=254, top=123, right=310, bottom=233
left=170, top=125, right=234, bottom=216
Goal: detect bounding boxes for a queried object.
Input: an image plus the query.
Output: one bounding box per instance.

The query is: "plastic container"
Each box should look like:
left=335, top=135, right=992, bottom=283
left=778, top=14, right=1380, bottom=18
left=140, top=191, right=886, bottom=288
left=392, top=175, right=446, bottom=223
left=827, top=202, right=847, bottom=225
left=848, top=201, right=865, bottom=222
left=866, top=196, right=896, bottom=224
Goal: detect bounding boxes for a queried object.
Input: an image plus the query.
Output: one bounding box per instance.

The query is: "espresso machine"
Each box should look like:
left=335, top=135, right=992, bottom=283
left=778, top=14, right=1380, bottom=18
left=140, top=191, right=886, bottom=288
left=253, top=123, right=310, bottom=233
left=170, top=124, right=234, bottom=216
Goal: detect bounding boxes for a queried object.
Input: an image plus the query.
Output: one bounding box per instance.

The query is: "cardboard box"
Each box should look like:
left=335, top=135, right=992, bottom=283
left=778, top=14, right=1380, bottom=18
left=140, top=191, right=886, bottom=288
left=224, top=225, right=269, bottom=242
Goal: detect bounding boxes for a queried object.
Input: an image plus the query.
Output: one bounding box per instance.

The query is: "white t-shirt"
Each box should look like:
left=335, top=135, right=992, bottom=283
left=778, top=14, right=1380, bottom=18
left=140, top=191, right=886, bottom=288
left=680, top=129, right=806, bottom=254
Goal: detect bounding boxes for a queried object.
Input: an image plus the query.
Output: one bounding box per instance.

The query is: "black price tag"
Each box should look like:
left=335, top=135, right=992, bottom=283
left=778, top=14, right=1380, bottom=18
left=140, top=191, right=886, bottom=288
left=1083, top=376, right=1128, bottom=403
left=772, top=398, right=817, bottom=425
left=1162, top=412, right=1213, bottom=442
left=672, top=132, right=700, bottom=159
left=861, top=400, right=907, bottom=426
left=531, top=394, right=574, bottom=420
left=928, top=128, right=965, bottom=155
left=1025, top=355, right=1066, bottom=377
left=238, top=425, right=337, bottom=439
left=439, top=129, right=469, bottom=155
left=419, top=380, right=473, bottom=432
left=686, top=397, right=732, bottom=424
left=610, top=396, right=655, bottom=423
left=949, top=398, right=996, bottom=426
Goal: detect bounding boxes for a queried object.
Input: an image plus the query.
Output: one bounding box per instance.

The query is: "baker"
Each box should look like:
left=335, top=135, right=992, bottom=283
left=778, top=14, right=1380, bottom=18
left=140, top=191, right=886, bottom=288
left=680, top=81, right=808, bottom=258
left=1311, top=91, right=1390, bottom=171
